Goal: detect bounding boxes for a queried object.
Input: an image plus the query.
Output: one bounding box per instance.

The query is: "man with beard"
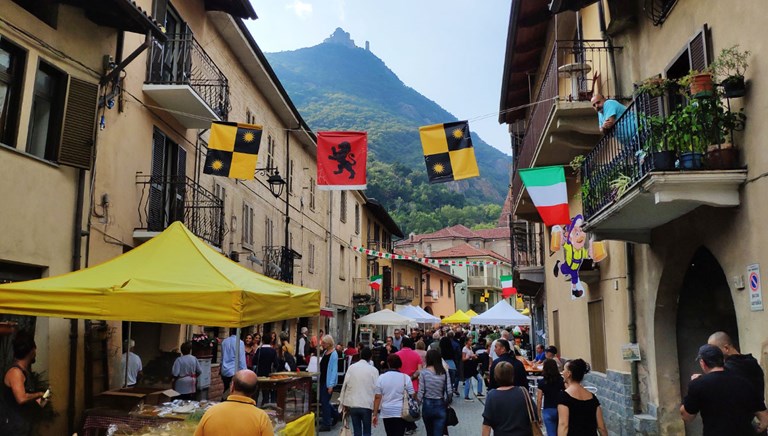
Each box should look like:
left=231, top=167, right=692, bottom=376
left=1, top=331, right=49, bottom=435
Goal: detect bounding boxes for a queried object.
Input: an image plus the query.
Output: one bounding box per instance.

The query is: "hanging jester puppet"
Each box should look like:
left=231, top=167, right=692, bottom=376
left=551, top=214, right=607, bottom=299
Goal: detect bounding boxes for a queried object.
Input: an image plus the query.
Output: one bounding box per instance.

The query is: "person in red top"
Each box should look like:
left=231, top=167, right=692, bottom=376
left=395, top=337, right=423, bottom=435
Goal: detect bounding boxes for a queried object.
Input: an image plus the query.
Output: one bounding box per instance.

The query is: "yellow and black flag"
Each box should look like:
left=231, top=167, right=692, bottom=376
left=419, top=120, right=479, bottom=184
left=203, top=121, right=263, bottom=179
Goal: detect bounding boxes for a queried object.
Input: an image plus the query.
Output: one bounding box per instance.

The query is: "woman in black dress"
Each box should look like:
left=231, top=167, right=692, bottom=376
left=557, top=359, right=608, bottom=435
left=536, top=358, right=565, bottom=436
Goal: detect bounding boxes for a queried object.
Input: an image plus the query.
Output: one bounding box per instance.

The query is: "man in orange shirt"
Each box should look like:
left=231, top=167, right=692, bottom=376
left=194, top=369, right=273, bottom=436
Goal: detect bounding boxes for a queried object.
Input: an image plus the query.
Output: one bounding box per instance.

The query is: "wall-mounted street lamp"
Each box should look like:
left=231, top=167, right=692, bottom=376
left=256, top=167, right=286, bottom=198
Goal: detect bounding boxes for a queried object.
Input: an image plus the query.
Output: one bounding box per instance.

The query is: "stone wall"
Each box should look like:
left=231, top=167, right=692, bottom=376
left=583, top=370, right=660, bottom=435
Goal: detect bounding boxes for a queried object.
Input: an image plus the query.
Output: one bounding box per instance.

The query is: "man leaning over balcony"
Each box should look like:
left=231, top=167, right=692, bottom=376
left=591, top=94, right=637, bottom=144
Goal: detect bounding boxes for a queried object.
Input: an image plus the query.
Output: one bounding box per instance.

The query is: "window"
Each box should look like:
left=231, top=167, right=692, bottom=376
left=308, top=242, right=315, bottom=273
left=27, top=61, right=65, bottom=161
left=264, top=216, right=274, bottom=248
left=354, top=204, right=360, bottom=234
left=448, top=283, right=452, bottom=298
left=241, top=203, right=254, bottom=247
left=396, top=272, right=402, bottom=287
left=266, top=134, right=275, bottom=169
left=425, top=274, right=431, bottom=295
left=339, top=245, right=346, bottom=280
left=440, top=279, right=444, bottom=297
left=0, top=38, right=25, bottom=148
left=213, top=182, right=226, bottom=204
left=309, top=178, right=316, bottom=210
left=340, top=191, right=347, bottom=223
left=289, top=159, right=294, bottom=194
left=588, top=300, right=607, bottom=373
left=245, top=109, right=254, bottom=125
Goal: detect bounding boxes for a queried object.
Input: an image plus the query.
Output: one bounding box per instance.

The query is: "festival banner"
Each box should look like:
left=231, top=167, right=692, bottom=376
left=317, top=131, right=367, bottom=190
left=419, top=121, right=479, bottom=183
left=203, top=121, right=263, bottom=179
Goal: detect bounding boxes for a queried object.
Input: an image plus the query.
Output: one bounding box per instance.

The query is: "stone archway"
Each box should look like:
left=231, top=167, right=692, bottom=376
left=653, top=246, right=738, bottom=435
left=423, top=306, right=433, bottom=314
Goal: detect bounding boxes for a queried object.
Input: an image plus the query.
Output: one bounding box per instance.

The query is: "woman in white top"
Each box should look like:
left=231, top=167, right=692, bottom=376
left=172, top=342, right=202, bottom=400
left=373, top=354, right=416, bottom=436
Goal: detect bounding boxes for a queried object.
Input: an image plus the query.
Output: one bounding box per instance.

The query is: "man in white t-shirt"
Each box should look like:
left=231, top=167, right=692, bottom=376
left=120, top=339, right=143, bottom=387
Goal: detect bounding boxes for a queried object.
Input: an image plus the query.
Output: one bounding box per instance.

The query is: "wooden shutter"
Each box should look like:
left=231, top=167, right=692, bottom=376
left=148, top=129, right=167, bottom=231
left=587, top=300, right=607, bottom=373
left=58, top=78, right=98, bottom=169
left=172, top=146, right=187, bottom=224
left=688, top=24, right=710, bottom=72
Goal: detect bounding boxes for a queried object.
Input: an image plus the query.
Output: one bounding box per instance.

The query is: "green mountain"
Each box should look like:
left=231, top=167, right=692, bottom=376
left=265, top=28, right=512, bottom=234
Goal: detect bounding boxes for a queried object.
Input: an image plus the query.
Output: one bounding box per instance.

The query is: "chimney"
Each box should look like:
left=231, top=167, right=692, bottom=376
left=365, top=41, right=370, bottom=51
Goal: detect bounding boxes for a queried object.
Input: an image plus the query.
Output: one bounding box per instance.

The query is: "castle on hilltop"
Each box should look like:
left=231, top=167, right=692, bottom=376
left=324, top=27, right=370, bottom=51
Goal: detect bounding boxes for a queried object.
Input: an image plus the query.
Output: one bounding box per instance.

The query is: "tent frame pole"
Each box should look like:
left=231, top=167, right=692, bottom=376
left=123, top=321, right=132, bottom=388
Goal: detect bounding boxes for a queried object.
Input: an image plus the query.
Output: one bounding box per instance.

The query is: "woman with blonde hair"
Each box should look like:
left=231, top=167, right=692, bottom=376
left=319, top=335, right=340, bottom=431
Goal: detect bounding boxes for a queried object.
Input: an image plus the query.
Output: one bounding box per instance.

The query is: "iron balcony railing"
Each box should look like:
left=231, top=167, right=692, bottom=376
left=353, top=278, right=376, bottom=302
left=367, top=239, right=391, bottom=253
left=512, top=40, right=622, bottom=207
left=262, top=246, right=302, bottom=284
left=394, top=287, right=415, bottom=304
left=146, top=33, right=229, bottom=120
left=136, top=174, right=224, bottom=248
left=512, top=221, right=544, bottom=268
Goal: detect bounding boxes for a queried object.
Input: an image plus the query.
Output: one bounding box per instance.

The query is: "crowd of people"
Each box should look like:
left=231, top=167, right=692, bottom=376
left=4, top=325, right=766, bottom=435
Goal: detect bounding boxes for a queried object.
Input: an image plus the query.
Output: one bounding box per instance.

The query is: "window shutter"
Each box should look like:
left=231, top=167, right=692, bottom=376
left=58, top=78, right=98, bottom=169
left=688, top=24, right=710, bottom=72
left=148, top=129, right=167, bottom=231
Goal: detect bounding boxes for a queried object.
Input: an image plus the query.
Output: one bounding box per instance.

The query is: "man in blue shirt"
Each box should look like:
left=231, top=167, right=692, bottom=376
left=220, top=329, right=247, bottom=399
left=591, top=94, right=637, bottom=144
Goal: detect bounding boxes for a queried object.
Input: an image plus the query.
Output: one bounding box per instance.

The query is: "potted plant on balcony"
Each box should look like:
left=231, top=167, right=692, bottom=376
left=665, top=102, right=708, bottom=169
left=706, top=103, right=746, bottom=169
left=641, top=114, right=676, bottom=170
left=569, top=155, right=586, bottom=182
left=709, top=45, right=750, bottom=98
left=678, top=69, right=715, bottom=98
left=635, top=76, right=674, bottom=98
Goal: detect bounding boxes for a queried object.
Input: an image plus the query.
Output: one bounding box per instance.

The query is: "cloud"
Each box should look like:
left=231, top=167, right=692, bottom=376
left=286, top=0, right=313, bottom=19
left=337, top=0, right=346, bottom=21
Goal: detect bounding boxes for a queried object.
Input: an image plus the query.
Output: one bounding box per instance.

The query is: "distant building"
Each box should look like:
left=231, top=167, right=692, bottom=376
left=324, top=27, right=356, bottom=48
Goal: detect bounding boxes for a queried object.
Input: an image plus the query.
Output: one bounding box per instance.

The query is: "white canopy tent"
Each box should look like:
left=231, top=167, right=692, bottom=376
left=469, top=300, right=531, bottom=326
left=395, top=305, right=439, bottom=324
left=356, top=309, right=418, bottom=327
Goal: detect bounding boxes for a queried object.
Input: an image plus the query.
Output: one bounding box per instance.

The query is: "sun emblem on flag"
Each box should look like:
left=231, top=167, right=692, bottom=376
left=242, top=131, right=256, bottom=142
left=210, top=160, right=225, bottom=171
left=432, top=163, right=446, bottom=174
left=451, top=128, right=464, bottom=139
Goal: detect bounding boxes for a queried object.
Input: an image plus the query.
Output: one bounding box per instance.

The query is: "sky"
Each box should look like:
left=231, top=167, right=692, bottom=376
left=245, top=0, right=513, bottom=156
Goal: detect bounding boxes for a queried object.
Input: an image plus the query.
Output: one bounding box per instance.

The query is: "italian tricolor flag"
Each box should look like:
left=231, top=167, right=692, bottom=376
left=518, top=166, right=570, bottom=226
left=370, top=275, right=383, bottom=291
left=501, top=275, right=515, bottom=298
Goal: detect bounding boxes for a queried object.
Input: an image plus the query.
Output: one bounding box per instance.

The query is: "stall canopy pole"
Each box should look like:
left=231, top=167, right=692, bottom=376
left=315, top=315, right=321, bottom=436
left=235, top=327, right=241, bottom=373
left=123, top=321, right=132, bottom=388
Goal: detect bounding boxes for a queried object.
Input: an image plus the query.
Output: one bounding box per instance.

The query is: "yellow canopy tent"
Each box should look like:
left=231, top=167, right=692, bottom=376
left=465, top=309, right=479, bottom=317
left=0, top=222, right=320, bottom=327
left=441, top=310, right=471, bottom=324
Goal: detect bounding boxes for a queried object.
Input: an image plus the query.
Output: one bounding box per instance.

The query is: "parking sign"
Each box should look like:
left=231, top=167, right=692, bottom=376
left=747, top=264, right=763, bottom=311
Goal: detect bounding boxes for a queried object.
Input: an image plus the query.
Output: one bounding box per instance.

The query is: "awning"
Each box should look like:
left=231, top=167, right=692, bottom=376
left=60, top=0, right=167, bottom=41
left=0, top=222, right=320, bottom=327
left=441, top=310, right=471, bottom=324
left=320, top=308, right=335, bottom=317
left=470, top=300, right=531, bottom=326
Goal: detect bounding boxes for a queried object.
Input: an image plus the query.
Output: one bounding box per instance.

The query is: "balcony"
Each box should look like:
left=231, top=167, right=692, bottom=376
left=468, top=276, right=501, bottom=290
left=261, top=246, right=302, bottom=284
left=353, top=278, right=376, bottom=303
left=581, top=93, right=747, bottom=243
left=367, top=239, right=391, bottom=253
left=512, top=221, right=545, bottom=295
left=144, top=34, right=229, bottom=129
left=134, top=174, right=225, bottom=248
left=394, top=286, right=415, bottom=304
left=424, top=290, right=439, bottom=304
left=512, top=40, right=623, bottom=220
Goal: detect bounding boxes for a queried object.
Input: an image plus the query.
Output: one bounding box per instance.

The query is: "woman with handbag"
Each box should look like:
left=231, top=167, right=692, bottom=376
left=373, top=354, right=416, bottom=436
left=481, top=361, right=535, bottom=436
left=418, top=349, right=452, bottom=436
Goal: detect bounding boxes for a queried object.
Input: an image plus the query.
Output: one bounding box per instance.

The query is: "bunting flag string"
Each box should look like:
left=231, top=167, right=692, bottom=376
left=353, top=246, right=509, bottom=267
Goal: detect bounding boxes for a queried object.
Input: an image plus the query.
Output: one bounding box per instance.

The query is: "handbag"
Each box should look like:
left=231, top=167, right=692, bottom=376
left=339, top=409, right=352, bottom=436
left=401, top=375, right=421, bottom=422
left=520, top=387, right=544, bottom=436
left=444, top=373, right=458, bottom=426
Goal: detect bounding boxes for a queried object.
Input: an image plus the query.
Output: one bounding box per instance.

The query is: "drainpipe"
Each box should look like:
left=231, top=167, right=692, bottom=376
left=626, top=242, right=641, bottom=414
left=68, top=169, right=86, bottom=435
left=597, top=0, right=622, bottom=96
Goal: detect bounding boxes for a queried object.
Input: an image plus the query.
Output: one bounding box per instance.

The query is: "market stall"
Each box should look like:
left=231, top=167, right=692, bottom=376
left=0, top=222, right=321, bottom=435
left=440, top=309, right=471, bottom=324
left=394, top=305, right=439, bottom=324
left=354, top=309, right=417, bottom=346
left=469, top=300, right=531, bottom=326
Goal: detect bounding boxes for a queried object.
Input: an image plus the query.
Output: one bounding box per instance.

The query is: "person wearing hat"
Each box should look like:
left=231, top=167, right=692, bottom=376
left=681, top=344, right=768, bottom=435
left=545, top=346, right=564, bottom=372
left=120, top=339, right=143, bottom=387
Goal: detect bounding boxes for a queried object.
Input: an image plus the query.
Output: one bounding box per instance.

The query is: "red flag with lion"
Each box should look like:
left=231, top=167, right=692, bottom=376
left=317, top=131, right=367, bottom=190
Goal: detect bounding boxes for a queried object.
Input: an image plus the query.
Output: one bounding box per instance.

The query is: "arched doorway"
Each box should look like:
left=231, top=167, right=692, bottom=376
left=676, top=247, right=738, bottom=435
left=424, top=306, right=433, bottom=315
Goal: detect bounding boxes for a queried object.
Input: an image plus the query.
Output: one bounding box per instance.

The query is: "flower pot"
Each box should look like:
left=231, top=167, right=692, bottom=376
left=689, top=73, right=714, bottom=98
left=651, top=151, right=676, bottom=170
left=723, top=76, right=746, bottom=98
left=679, top=152, right=704, bottom=170
left=706, top=144, right=738, bottom=169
